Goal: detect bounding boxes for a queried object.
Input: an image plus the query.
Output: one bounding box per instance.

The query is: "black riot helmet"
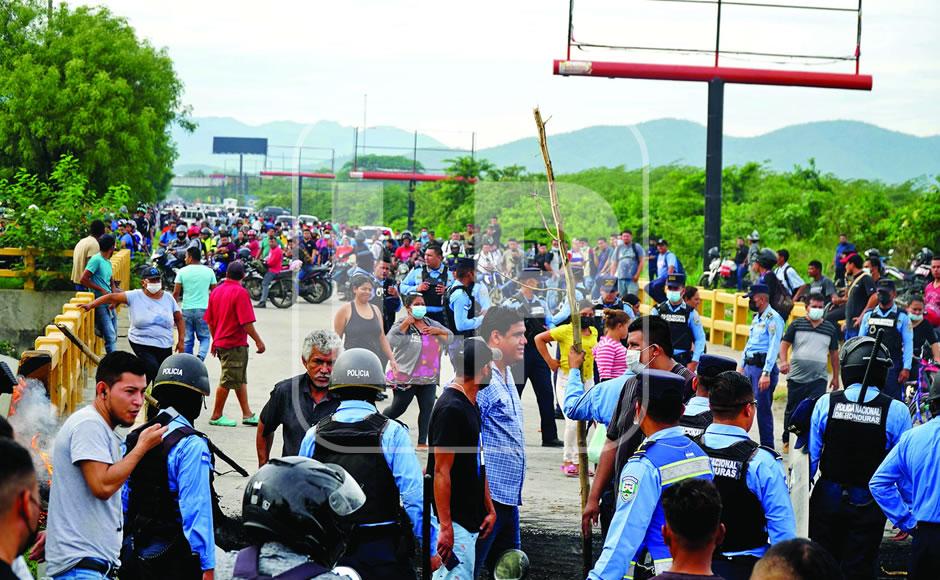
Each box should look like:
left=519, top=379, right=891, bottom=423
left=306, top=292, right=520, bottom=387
left=328, top=348, right=387, bottom=401
left=242, top=456, right=365, bottom=566
left=839, top=335, right=892, bottom=389
left=150, top=353, right=211, bottom=422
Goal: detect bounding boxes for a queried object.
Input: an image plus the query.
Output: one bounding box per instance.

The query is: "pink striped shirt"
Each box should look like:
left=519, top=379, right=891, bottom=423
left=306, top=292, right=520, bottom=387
left=592, top=335, right=627, bottom=380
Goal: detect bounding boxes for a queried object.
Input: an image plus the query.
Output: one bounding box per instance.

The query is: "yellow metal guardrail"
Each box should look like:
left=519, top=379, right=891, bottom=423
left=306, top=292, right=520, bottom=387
left=639, top=287, right=807, bottom=352
left=0, top=247, right=131, bottom=291
left=26, top=249, right=132, bottom=415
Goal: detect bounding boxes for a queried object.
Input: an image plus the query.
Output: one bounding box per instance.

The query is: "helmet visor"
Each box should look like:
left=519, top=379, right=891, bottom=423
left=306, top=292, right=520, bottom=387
left=328, top=468, right=366, bottom=517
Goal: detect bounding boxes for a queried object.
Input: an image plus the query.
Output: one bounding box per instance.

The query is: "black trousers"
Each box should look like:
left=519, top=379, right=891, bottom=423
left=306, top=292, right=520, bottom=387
left=338, top=527, right=416, bottom=580
left=911, top=523, right=940, bottom=579
left=712, top=555, right=759, bottom=580
left=512, top=343, right=558, bottom=442
left=120, top=532, right=202, bottom=580
left=383, top=384, right=437, bottom=444
left=809, top=479, right=886, bottom=580
left=130, top=341, right=174, bottom=386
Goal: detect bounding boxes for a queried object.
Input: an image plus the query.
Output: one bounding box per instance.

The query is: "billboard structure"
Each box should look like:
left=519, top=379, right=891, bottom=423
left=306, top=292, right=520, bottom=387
left=212, top=137, right=269, bottom=198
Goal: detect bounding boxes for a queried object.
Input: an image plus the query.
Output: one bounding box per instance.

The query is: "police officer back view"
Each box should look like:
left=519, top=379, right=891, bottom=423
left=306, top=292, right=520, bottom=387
left=503, top=269, right=561, bottom=447
left=216, top=457, right=365, bottom=580
left=650, top=274, right=705, bottom=372
left=699, top=371, right=796, bottom=580
left=299, top=348, right=433, bottom=580
left=678, top=354, right=737, bottom=438
left=871, top=374, right=940, bottom=579
left=808, top=336, right=912, bottom=579
left=588, top=370, right=713, bottom=580
left=121, top=354, right=218, bottom=580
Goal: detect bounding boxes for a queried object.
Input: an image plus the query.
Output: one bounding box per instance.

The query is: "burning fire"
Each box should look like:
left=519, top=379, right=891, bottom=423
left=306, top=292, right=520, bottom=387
left=31, top=434, right=54, bottom=487
left=9, top=380, right=24, bottom=417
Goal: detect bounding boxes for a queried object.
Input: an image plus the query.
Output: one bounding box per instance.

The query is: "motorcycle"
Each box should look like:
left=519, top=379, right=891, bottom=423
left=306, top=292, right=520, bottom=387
left=151, top=247, right=182, bottom=291
left=698, top=246, right=738, bottom=289
left=242, top=259, right=295, bottom=309
left=298, top=263, right=332, bottom=304
left=332, top=261, right=354, bottom=301
left=883, top=248, right=932, bottom=303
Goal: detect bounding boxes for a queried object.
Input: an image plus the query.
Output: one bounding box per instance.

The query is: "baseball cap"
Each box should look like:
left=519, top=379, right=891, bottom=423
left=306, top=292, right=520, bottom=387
left=141, top=266, right=160, bottom=280
left=666, top=273, right=686, bottom=288
left=746, top=283, right=770, bottom=297
left=696, top=354, right=737, bottom=379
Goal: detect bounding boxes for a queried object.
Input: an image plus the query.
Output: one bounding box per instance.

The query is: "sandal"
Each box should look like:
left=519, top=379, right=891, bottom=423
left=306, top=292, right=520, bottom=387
left=242, top=414, right=259, bottom=426
left=209, top=416, right=237, bottom=427
left=563, top=464, right=580, bottom=478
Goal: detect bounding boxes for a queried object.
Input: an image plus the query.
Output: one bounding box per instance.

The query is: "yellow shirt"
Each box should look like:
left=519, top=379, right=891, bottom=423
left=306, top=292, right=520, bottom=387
left=550, top=324, right=598, bottom=375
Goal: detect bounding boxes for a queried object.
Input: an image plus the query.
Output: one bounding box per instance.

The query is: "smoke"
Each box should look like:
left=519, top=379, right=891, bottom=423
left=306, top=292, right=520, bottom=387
left=9, top=378, right=59, bottom=482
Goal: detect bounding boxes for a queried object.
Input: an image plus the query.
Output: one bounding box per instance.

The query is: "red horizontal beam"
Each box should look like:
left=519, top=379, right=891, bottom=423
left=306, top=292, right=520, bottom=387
left=348, top=171, right=478, bottom=183
left=554, top=60, right=873, bottom=91
left=260, top=170, right=336, bottom=179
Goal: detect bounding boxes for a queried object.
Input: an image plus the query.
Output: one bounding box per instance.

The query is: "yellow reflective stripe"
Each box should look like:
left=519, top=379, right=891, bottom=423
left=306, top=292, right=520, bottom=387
left=659, top=456, right=712, bottom=485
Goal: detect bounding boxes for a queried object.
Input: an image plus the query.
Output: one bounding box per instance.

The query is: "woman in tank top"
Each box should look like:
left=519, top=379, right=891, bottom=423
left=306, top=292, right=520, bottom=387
left=334, top=274, right=399, bottom=374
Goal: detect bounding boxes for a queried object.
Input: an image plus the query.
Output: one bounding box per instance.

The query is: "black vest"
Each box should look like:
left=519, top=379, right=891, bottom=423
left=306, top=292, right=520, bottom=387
left=312, top=413, right=400, bottom=525
left=514, top=294, right=549, bottom=342
left=125, top=414, right=214, bottom=543
left=444, top=283, right=478, bottom=337
left=820, top=390, right=891, bottom=487
left=679, top=410, right=714, bottom=439
left=656, top=301, right=693, bottom=352
left=416, top=265, right=447, bottom=309
left=696, top=438, right=769, bottom=553
left=593, top=299, right=624, bottom=335
left=370, top=277, right=399, bottom=333
left=865, top=308, right=902, bottom=359
left=232, top=545, right=330, bottom=580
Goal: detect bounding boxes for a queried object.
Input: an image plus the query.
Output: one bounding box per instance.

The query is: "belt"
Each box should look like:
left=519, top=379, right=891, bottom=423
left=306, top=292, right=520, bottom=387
left=745, top=353, right=767, bottom=367
left=73, top=558, right=119, bottom=579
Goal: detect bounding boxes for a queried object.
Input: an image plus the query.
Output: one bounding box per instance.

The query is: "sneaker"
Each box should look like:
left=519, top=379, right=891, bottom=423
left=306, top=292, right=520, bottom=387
left=254, top=302, right=266, bottom=308
left=542, top=439, right=564, bottom=448
left=242, top=414, right=259, bottom=426
left=209, top=416, right=237, bottom=427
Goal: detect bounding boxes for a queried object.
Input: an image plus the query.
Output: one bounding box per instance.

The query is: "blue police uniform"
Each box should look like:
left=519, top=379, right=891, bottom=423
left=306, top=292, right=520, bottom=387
left=588, top=426, right=713, bottom=580
left=650, top=300, right=706, bottom=367
left=741, top=300, right=785, bottom=448
left=678, top=396, right=710, bottom=438
left=858, top=304, right=913, bottom=401
left=564, top=368, right=633, bottom=426
left=870, top=417, right=940, bottom=578
left=449, top=280, right=491, bottom=334
left=299, top=399, right=434, bottom=577
left=808, top=383, right=912, bottom=578
left=551, top=287, right=586, bottom=327
left=700, top=424, right=796, bottom=579
left=400, top=263, right=453, bottom=323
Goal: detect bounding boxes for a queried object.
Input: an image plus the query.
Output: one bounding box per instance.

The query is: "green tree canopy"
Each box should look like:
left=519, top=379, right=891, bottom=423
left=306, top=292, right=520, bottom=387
left=0, top=0, right=192, bottom=203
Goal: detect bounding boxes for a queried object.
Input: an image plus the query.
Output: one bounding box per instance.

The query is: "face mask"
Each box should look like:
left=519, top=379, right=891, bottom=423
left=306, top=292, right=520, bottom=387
left=910, top=313, right=924, bottom=323
left=877, top=291, right=892, bottom=306
left=748, top=298, right=759, bottom=312
left=862, top=267, right=872, bottom=276
left=626, top=345, right=654, bottom=374
left=666, top=290, right=682, bottom=303
left=411, top=305, right=427, bottom=319
left=580, top=315, right=594, bottom=329
left=21, top=497, right=39, bottom=554
left=146, top=282, right=162, bottom=294
left=808, top=307, right=825, bottom=321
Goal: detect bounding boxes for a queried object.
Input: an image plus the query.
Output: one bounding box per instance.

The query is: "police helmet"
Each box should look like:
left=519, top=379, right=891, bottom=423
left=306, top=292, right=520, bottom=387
left=839, top=335, right=892, bottom=389
left=201, top=227, right=212, bottom=236
left=237, top=247, right=252, bottom=261
left=153, top=353, right=211, bottom=396
left=329, top=348, right=387, bottom=394
left=242, top=456, right=365, bottom=566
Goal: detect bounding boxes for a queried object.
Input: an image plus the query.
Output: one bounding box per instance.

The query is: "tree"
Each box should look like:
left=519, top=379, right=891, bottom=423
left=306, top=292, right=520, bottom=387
left=0, top=1, right=192, bottom=203
left=339, top=154, right=424, bottom=176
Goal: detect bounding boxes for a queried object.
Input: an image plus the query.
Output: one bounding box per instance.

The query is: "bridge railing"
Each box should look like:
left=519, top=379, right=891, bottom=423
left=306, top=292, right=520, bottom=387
left=638, top=287, right=807, bottom=352
left=25, top=249, right=132, bottom=416
left=0, top=247, right=131, bottom=291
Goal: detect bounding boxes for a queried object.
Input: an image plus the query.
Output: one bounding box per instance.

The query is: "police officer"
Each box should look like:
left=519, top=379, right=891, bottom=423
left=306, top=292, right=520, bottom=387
left=299, top=348, right=433, bottom=580
left=678, top=354, right=737, bottom=438
left=121, top=354, right=217, bottom=580
left=444, top=257, right=490, bottom=367
left=593, top=275, right=627, bottom=336
left=217, top=457, right=365, bottom=580
left=370, top=257, right=401, bottom=333
left=808, top=336, right=912, bottom=579
left=737, top=283, right=785, bottom=448
left=400, top=243, right=453, bottom=325
left=650, top=273, right=706, bottom=372
left=503, top=269, right=561, bottom=447
left=858, top=279, right=913, bottom=401
left=870, top=375, right=940, bottom=579
left=699, top=371, right=797, bottom=580
left=588, top=370, right=713, bottom=580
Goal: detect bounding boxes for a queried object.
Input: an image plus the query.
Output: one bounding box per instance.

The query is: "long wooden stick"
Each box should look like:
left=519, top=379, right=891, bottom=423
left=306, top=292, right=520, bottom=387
left=534, top=107, right=592, bottom=576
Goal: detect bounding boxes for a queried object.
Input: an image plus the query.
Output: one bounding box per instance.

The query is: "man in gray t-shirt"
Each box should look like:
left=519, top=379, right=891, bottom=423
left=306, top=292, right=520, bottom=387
left=45, top=352, right=165, bottom=578
left=778, top=295, right=841, bottom=450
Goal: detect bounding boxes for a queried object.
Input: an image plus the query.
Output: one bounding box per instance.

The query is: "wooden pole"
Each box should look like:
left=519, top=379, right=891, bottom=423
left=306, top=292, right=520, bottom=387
left=534, top=108, right=592, bottom=576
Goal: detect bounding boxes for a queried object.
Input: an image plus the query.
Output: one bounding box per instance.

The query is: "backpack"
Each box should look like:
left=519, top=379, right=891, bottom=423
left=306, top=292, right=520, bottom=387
left=767, top=274, right=794, bottom=320
left=443, top=283, right=476, bottom=335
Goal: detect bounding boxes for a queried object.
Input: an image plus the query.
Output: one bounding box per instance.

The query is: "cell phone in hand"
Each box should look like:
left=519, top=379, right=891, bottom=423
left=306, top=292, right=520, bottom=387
left=445, top=553, right=461, bottom=571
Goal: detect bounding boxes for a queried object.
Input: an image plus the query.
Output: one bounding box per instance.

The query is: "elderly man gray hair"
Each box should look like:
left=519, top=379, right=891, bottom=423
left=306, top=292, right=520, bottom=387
left=256, top=329, right=343, bottom=465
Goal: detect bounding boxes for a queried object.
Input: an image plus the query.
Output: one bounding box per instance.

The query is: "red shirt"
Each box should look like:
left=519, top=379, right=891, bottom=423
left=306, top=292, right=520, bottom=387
left=395, top=244, right=418, bottom=263
left=266, top=245, right=283, bottom=273
left=204, top=279, right=255, bottom=349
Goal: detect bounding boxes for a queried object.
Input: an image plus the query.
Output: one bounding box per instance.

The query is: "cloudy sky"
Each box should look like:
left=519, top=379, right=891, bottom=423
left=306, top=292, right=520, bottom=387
left=73, top=0, right=940, bottom=148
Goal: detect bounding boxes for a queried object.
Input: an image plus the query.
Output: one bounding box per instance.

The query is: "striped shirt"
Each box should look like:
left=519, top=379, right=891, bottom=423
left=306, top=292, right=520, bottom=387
left=592, top=335, right=627, bottom=380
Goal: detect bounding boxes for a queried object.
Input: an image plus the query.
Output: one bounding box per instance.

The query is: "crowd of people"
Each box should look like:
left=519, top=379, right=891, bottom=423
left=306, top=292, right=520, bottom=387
left=16, top=207, right=939, bottom=580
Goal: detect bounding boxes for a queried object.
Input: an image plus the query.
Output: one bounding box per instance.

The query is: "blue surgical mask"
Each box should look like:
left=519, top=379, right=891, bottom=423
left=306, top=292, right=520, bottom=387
left=910, top=313, right=924, bottom=323
left=411, top=305, right=427, bottom=319
left=666, top=290, right=682, bottom=303
left=808, top=307, right=825, bottom=321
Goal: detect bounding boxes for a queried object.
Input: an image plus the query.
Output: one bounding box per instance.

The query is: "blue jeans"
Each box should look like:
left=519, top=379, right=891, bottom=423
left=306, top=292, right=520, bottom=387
left=618, top=278, right=639, bottom=297
left=745, top=363, right=779, bottom=448
left=474, top=502, right=520, bottom=578
left=783, top=377, right=827, bottom=444
left=258, top=271, right=276, bottom=304
left=94, top=304, right=117, bottom=353
left=183, top=308, right=210, bottom=360
left=53, top=558, right=114, bottom=580
left=736, top=264, right=748, bottom=290
left=433, top=519, right=479, bottom=580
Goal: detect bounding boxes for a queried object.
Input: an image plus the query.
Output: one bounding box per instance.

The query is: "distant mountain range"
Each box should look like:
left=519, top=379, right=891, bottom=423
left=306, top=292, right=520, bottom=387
left=172, top=117, right=940, bottom=184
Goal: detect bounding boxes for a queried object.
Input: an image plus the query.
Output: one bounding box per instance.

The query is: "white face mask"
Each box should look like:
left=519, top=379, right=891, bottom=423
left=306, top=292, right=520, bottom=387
left=808, top=307, right=825, bottom=321
left=625, top=345, right=654, bottom=374
left=145, top=282, right=162, bottom=294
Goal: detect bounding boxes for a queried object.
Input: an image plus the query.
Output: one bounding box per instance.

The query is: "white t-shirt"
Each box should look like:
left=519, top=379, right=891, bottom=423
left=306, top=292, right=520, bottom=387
left=126, top=289, right=181, bottom=348
left=45, top=405, right=125, bottom=575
